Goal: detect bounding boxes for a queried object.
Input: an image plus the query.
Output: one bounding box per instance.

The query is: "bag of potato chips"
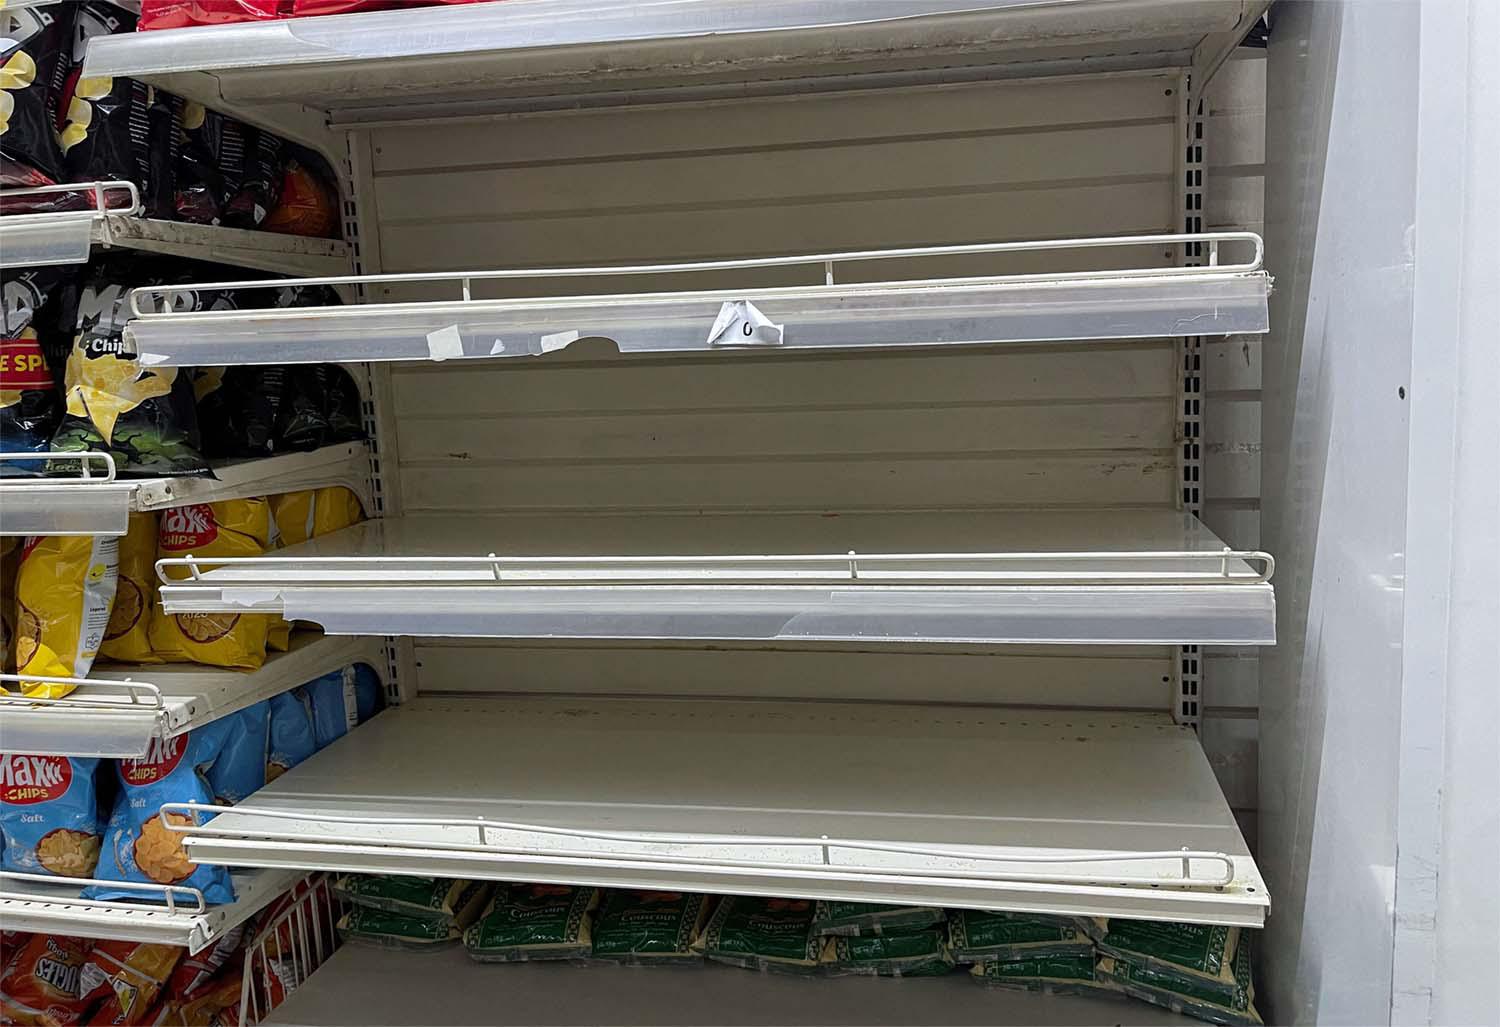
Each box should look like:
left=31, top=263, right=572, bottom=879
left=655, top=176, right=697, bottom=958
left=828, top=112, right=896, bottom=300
left=0, top=933, right=94, bottom=1027
left=78, top=940, right=185, bottom=1026
left=267, top=486, right=363, bottom=548
left=149, top=500, right=271, bottom=669
left=9, top=534, right=118, bottom=698
left=99, top=512, right=160, bottom=664
left=0, top=754, right=102, bottom=878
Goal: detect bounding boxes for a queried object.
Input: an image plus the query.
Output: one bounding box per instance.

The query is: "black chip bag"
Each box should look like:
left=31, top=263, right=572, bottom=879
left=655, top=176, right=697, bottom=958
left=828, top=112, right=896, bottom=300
left=0, top=3, right=72, bottom=189
left=1, top=268, right=68, bottom=471
left=221, top=124, right=282, bottom=230
left=174, top=100, right=232, bottom=224
left=50, top=262, right=209, bottom=477
left=317, top=363, right=365, bottom=443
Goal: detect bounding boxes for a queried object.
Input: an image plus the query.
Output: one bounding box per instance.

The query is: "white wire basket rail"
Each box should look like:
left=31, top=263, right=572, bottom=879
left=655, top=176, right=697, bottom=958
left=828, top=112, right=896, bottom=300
left=0, top=635, right=384, bottom=759
left=239, top=873, right=345, bottom=1027
left=0, top=866, right=305, bottom=954
left=151, top=511, right=1277, bottom=646
left=161, top=697, right=1270, bottom=927
left=0, top=180, right=350, bottom=274
left=118, top=233, right=1271, bottom=368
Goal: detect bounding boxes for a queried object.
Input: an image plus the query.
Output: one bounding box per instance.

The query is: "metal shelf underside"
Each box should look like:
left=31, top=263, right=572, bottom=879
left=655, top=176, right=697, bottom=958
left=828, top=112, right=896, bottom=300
left=174, top=696, right=1268, bottom=927
left=154, top=511, right=1277, bottom=647
left=82, top=0, right=1266, bottom=134
left=0, top=634, right=384, bottom=759
left=0, top=867, right=302, bottom=954
left=267, top=945, right=1200, bottom=1027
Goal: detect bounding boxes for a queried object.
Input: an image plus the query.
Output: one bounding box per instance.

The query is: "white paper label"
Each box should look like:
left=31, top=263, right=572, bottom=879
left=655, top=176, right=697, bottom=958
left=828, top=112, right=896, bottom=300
left=341, top=665, right=359, bottom=731
left=539, top=330, right=580, bottom=353
left=489, top=339, right=508, bottom=354
left=706, top=300, right=783, bottom=347
left=425, top=324, right=465, bottom=361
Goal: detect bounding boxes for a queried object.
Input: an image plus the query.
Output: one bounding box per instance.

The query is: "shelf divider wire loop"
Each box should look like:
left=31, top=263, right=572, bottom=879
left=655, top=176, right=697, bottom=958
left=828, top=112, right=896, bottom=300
left=0, top=451, right=118, bottom=482
left=126, top=231, right=1265, bottom=317
left=0, top=674, right=164, bottom=713
left=0, top=180, right=143, bottom=222
left=159, top=804, right=1238, bottom=891
left=0, top=870, right=206, bottom=914
left=155, top=548, right=1275, bottom=588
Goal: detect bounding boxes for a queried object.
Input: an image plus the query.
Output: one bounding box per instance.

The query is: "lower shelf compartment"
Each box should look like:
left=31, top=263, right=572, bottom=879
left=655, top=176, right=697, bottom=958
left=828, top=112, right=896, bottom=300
left=169, top=696, right=1268, bottom=927
left=267, top=944, right=1198, bottom=1027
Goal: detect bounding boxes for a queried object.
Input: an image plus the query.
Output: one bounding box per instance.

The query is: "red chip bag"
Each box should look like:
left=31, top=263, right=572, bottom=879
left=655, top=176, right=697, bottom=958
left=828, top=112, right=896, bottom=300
left=138, top=1, right=288, bottom=30
left=166, top=926, right=244, bottom=1001
left=290, top=0, right=491, bottom=16
left=172, top=969, right=241, bottom=1026
left=79, top=941, right=185, bottom=1026
left=261, top=158, right=337, bottom=238
left=0, top=934, right=94, bottom=1026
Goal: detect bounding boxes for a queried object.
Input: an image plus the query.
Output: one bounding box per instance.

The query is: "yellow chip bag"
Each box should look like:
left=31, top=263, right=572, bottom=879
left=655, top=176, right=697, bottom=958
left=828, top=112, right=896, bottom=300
left=268, top=486, right=364, bottom=547
left=267, top=617, right=292, bottom=652
left=10, top=534, right=120, bottom=698
left=149, top=500, right=271, bottom=670
left=99, top=512, right=161, bottom=664
left=1, top=538, right=21, bottom=674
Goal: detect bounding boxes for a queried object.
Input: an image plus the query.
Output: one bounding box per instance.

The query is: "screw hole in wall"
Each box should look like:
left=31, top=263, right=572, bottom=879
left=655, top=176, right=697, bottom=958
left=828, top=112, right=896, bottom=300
left=1398, top=386, right=1407, bottom=399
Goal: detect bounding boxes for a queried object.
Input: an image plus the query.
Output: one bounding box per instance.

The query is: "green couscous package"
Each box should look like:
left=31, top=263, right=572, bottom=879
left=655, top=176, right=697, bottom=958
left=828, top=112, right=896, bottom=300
left=590, top=891, right=709, bottom=965
left=338, top=906, right=461, bottom=951
left=333, top=875, right=486, bottom=923
left=692, top=896, right=830, bottom=974
left=464, top=884, right=599, bottom=963
left=1098, top=937, right=1263, bottom=1026
left=946, top=910, right=1095, bottom=963
left=826, top=927, right=954, bottom=977
left=1096, top=920, right=1241, bottom=1007
left=810, top=901, right=945, bottom=937
left=969, top=954, right=1103, bottom=995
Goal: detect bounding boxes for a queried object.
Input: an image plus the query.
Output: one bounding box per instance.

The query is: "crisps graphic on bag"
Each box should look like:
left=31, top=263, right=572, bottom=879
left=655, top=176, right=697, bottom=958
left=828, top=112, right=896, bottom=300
left=100, top=512, right=160, bottom=664
left=0, top=754, right=101, bottom=878
left=10, top=533, right=118, bottom=698
left=84, top=724, right=236, bottom=905
left=0, top=933, right=93, bottom=1027
left=150, top=501, right=271, bottom=669
left=79, top=940, right=185, bottom=1026
left=268, top=486, right=363, bottom=547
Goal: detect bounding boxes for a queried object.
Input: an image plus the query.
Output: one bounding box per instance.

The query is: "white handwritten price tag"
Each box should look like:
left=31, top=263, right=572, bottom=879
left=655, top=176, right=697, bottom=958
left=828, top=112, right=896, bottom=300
left=706, top=300, right=784, bottom=347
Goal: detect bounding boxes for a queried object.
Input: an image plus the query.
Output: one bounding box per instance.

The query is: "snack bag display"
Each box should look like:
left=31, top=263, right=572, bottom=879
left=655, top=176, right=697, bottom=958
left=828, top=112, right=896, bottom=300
left=970, top=954, right=1104, bottom=995
left=265, top=690, right=315, bottom=781
left=268, top=486, right=363, bottom=547
left=0, top=754, right=101, bottom=877
left=204, top=702, right=269, bottom=804
left=332, top=875, right=482, bottom=922
left=0, top=933, right=94, bottom=1026
left=945, top=909, right=1096, bottom=963
left=337, top=905, right=468, bottom=951
left=1098, top=939, right=1264, bottom=1026
left=79, top=940, right=185, bottom=1026
left=590, top=890, right=709, bottom=965
left=825, top=927, right=954, bottom=977
left=1, top=268, right=68, bottom=463
left=1096, top=920, right=1242, bottom=1008
left=150, top=500, right=272, bottom=669
left=221, top=124, right=281, bottom=230
left=10, top=533, right=119, bottom=697
left=139, top=1, right=288, bottom=31
left=165, top=924, right=243, bottom=1000
left=298, top=663, right=381, bottom=749
left=0, top=3, right=73, bottom=187
left=100, top=512, right=161, bottom=663
left=810, top=900, right=945, bottom=937
left=51, top=263, right=207, bottom=476
left=83, top=723, right=236, bottom=905
left=262, top=156, right=338, bottom=238
left=463, top=884, right=600, bottom=963
left=692, top=896, right=829, bottom=973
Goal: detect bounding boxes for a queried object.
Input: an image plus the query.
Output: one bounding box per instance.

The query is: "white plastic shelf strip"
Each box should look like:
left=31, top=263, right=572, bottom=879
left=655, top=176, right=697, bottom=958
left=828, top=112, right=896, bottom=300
left=0, top=452, right=132, bottom=536
left=167, top=697, right=1270, bottom=927
left=266, top=946, right=1203, bottom=1027
left=0, top=443, right=370, bottom=538
left=121, top=234, right=1272, bottom=368
left=0, top=634, right=384, bottom=759
left=0, top=181, right=349, bottom=274
left=0, top=181, right=139, bottom=267
left=0, top=867, right=304, bottom=954
left=152, top=511, right=1278, bottom=646
left=82, top=0, right=1263, bottom=128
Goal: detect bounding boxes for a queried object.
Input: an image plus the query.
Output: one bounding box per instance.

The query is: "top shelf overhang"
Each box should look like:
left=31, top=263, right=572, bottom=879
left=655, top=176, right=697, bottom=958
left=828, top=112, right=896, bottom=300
left=122, top=234, right=1272, bottom=368
left=81, top=0, right=1267, bottom=134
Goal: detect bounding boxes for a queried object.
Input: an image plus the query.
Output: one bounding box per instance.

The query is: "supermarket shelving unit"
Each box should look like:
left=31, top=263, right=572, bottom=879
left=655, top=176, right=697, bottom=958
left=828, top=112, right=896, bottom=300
left=48, top=0, right=1277, bottom=1019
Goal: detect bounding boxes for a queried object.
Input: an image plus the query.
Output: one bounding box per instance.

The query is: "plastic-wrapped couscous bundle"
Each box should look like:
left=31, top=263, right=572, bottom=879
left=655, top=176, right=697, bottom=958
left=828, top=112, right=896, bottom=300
left=8, top=534, right=119, bottom=698
left=811, top=900, right=945, bottom=937
left=1096, top=920, right=1263, bottom=1026
left=149, top=500, right=271, bottom=669
left=464, top=884, right=600, bottom=963
left=99, top=512, right=159, bottom=664
left=825, top=927, right=954, bottom=977
left=946, top=909, right=1096, bottom=963
left=692, top=896, right=829, bottom=973
left=970, top=953, right=1104, bottom=995
left=590, top=891, right=709, bottom=965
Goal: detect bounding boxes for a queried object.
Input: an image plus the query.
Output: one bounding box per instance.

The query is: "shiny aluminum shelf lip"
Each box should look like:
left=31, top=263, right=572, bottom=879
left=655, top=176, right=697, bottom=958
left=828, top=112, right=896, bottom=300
left=0, top=181, right=140, bottom=268
left=0, top=452, right=130, bottom=536
left=120, top=233, right=1271, bottom=367
left=0, top=634, right=385, bottom=759
left=0, top=866, right=303, bottom=954
left=172, top=697, right=1268, bottom=927
left=265, top=945, right=1202, bottom=1027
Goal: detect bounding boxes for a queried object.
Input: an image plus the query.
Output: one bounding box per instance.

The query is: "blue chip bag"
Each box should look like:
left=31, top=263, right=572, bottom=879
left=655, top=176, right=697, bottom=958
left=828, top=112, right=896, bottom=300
left=82, top=722, right=236, bottom=905
left=206, top=702, right=270, bottom=805
left=0, top=754, right=102, bottom=879
left=267, top=690, right=316, bottom=781
left=352, top=662, right=384, bottom=724
left=298, top=669, right=355, bottom=750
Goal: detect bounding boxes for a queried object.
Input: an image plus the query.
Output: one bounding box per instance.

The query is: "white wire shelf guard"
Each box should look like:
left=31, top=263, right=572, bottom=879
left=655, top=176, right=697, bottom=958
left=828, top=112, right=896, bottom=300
left=0, top=180, right=350, bottom=274
left=0, top=634, right=384, bottom=759
left=150, top=512, right=1277, bottom=646
left=0, top=181, right=139, bottom=267
left=120, top=233, right=1272, bottom=368
left=0, top=452, right=133, bottom=536
left=239, top=873, right=343, bottom=1026
left=80, top=0, right=1267, bottom=132
left=160, top=698, right=1270, bottom=927
left=0, top=866, right=304, bottom=954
